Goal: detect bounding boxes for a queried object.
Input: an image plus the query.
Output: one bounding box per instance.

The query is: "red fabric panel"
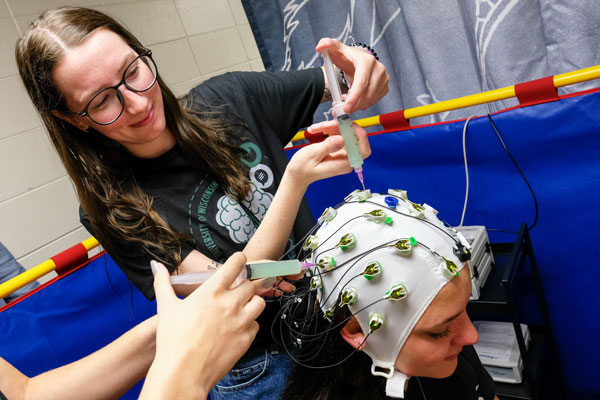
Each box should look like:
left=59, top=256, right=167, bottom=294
left=51, top=243, right=89, bottom=276
left=379, top=109, right=411, bottom=131
left=515, top=76, right=559, bottom=107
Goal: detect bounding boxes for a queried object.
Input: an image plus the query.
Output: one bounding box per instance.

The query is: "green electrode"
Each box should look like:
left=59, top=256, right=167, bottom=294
left=321, top=50, right=365, bottom=189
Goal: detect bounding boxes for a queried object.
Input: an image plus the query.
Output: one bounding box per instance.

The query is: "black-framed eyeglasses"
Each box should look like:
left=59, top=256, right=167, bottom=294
left=71, top=50, right=158, bottom=125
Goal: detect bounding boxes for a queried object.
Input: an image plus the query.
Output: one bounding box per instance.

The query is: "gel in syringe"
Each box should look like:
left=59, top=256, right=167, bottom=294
left=320, top=49, right=365, bottom=189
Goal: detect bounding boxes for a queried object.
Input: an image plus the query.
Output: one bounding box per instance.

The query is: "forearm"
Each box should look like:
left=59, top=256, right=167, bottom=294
left=0, top=358, right=28, bottom=400
left=243, top=170, right=308, bottom=261
left=242, top=130, right=363, bottom=262
left=174, top=251, right=225, bottom=297
left=24, top=317, right=157, bottom=400
left=140, top=353, right=209, bottom=400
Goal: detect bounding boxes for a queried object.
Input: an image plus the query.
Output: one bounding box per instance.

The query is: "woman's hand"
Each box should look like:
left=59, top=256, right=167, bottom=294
left=317, top=38, right=389, bottom=114
left=287, top=123, right=371, bottom=188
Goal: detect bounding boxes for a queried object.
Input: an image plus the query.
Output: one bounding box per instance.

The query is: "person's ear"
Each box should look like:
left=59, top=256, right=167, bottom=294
left=340, top=316, right=366, bottom=350
left=51, top=109, right=90, bottom=132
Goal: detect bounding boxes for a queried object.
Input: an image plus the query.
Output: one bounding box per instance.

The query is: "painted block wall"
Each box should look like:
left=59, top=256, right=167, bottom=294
left=0, top=0, right=263, bottom=283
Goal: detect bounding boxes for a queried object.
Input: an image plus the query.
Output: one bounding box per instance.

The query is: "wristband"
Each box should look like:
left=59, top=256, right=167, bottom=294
left=334, top=65, right=349, bottom=94
left=352, top=42, right=379, bottom=61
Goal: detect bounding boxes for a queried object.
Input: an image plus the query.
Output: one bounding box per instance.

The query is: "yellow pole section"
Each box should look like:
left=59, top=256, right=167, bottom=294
left=403, top=86, right=516, bottom=120
left=354, top=115, right=382, bottom=128
left=82, top=237, right=100, bottom=251
left=553, top=65, right=600, bottom=88
left=291, top=65, right=600, bottom=141
left=291, top=130, right=307, bottom=142
left=0, top=259, right=56, bottom=299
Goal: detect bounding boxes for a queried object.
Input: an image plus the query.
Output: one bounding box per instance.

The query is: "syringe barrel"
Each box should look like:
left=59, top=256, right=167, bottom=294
left=337, top=114, right=363, bottom=169
left=321, top=50, right=343, bottom=106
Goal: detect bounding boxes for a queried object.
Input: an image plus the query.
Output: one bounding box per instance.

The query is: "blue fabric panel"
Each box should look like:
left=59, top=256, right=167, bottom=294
left=286, top=91, right=600, bottom=398
left=0, top=254, right=155, bottom=399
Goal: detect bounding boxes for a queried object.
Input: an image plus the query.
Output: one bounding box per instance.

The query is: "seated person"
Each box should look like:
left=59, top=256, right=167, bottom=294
left=277, top=189, right=498, bottom=400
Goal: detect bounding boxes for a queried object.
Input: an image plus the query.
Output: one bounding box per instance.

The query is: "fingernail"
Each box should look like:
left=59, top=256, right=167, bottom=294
left=150, top=260, right=159, bottom=275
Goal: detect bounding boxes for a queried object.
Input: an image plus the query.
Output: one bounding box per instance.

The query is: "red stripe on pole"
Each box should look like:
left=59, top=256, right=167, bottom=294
left=379, top=109, right=410, bottom=131
left=304, top=129, right=328, bottom=144
left=51, top=243, right=89, bottom=276
left=515, top=76, right=559, bottom=107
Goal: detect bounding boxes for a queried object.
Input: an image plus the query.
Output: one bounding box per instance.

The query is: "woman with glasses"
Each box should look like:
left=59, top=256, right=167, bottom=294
left=15, top=6, right=388, bottom=399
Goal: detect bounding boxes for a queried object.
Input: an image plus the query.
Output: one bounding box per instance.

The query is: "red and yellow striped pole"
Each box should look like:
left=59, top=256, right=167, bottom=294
left=291, top=64, right=600, bottom=142
left=0, top=237, right=100, bottom=299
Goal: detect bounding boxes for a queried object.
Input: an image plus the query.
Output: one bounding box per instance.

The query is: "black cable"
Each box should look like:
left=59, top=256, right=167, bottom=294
left=487, top=114, right=539, bottom=232
left=279, top=221, right=321, bottom=261
left=279, top=200, right=349, bottom=262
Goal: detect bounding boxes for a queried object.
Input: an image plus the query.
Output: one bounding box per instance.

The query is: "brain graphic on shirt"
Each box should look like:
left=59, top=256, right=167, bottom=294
left=216, top=182, right=273, bottom=244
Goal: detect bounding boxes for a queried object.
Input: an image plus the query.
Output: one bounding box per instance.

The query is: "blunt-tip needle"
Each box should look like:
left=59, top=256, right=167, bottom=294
left=355, top=168, right=365, bottom=190
left=300, top=261, right=315, bottom=270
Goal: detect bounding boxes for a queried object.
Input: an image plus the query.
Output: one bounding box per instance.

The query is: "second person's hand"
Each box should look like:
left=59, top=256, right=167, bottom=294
left=287, top=122, right=371, bottom=188
left=316, top=37, right=389, bottom=114
left=141, top=252, right=265, bottom=400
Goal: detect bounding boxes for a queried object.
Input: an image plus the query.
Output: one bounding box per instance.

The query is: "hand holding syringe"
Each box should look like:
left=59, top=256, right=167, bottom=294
left=319, top=49, right=366, bottom=190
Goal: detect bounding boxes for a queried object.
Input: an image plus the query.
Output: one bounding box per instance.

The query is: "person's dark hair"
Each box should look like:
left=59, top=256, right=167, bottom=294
left=15, top=7, right=250, bottom=268
left=281, top=304, right=390, bottom=400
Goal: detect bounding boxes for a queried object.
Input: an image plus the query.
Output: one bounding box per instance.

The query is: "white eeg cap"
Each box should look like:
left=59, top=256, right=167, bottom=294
left=309, top=190, right=465, bottom=398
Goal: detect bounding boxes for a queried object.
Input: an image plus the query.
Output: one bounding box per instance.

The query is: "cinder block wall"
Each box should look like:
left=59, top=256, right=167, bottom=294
left=0, top=0, right=263, bottom=282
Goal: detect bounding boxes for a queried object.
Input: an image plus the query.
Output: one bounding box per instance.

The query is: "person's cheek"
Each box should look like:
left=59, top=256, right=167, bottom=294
left=395, top=338, right=437, bottom=376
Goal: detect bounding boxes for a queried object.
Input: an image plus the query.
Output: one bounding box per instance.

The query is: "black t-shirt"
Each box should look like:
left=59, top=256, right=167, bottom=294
left=81, top=68, right=324, bottom=346
left=404, top=345, right=496, bottom=400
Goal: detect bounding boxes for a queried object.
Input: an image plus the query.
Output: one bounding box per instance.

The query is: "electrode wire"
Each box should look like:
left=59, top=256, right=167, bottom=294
left=459, top=116, right=475, bottom=227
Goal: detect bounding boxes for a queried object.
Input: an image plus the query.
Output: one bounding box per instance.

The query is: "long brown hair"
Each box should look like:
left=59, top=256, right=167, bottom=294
left=15, top=7, right=251, bottom=268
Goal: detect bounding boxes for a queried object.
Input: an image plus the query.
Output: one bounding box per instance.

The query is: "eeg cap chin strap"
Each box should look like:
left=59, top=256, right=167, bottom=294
left=310, top=190, right=465, bottom=398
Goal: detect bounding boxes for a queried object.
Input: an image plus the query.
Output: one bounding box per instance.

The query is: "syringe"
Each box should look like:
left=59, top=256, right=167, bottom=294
left=150, top=259, right=314, bottom=286
left=320, top=49, right=365, bottom=190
